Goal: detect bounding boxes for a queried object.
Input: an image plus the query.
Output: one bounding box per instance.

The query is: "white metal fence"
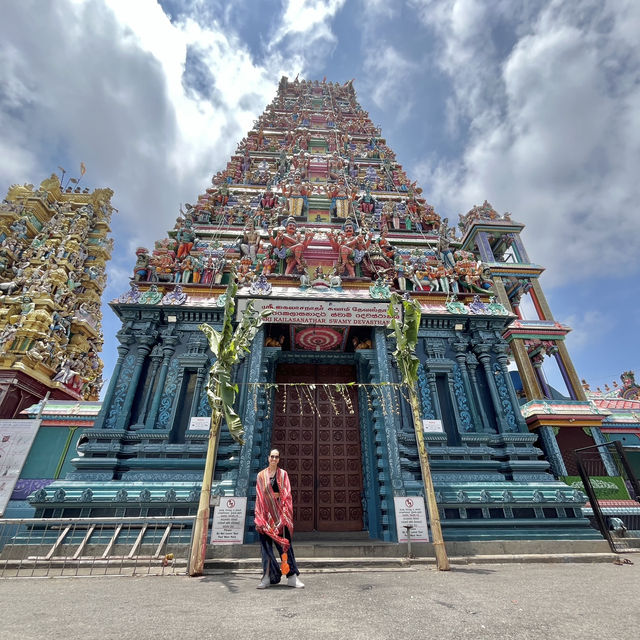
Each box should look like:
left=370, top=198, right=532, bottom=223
left=0, top=516, right=195, bottom=578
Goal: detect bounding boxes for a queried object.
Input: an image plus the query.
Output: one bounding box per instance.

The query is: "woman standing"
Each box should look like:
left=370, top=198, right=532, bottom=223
left=254, top=449, right=304, bottom=589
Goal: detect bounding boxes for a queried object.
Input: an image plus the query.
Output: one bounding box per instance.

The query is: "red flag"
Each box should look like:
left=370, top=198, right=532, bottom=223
left=80, top=162, right=86, bottom=176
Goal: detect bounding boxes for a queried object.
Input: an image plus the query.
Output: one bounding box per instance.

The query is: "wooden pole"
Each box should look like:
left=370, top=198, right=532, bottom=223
left=406, top=377, right=450, bottom=571
left=188, top=399, right=222, bottom=577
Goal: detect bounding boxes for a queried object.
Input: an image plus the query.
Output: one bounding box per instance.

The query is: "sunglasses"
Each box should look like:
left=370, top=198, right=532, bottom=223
left=270, top=455, right=279, bottom=459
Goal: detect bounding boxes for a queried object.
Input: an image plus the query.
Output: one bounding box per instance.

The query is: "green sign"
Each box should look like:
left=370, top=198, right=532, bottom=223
left=561, top=476, right=630, bottom=501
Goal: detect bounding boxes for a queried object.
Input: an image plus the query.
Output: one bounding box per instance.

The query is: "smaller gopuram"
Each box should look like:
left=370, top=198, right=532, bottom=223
left=458, top=203, right=611, bottom=480
left=0, top=173, right=114, bottom=416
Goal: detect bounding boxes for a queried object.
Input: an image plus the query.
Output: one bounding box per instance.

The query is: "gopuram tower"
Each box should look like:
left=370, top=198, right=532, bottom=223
left=0, top=173, right=114, bottom=416
left=30, top=77, right=600, bottom=543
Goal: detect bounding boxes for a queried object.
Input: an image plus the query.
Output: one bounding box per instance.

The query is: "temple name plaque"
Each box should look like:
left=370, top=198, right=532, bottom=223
left=236, top=299, right=391, bottom=326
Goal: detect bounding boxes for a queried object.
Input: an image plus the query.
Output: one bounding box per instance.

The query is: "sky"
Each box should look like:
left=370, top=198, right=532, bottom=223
left=0, top=0, right=638, bottom=396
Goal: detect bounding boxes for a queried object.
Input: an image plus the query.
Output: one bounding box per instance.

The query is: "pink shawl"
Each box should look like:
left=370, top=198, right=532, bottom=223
left=254, top=467, right=294, bottom=551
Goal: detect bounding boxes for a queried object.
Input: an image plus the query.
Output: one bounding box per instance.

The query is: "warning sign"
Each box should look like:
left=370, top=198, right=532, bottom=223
left=394, top=496, right=430, bottom=542
left=210, top=496, right=247, bottom=544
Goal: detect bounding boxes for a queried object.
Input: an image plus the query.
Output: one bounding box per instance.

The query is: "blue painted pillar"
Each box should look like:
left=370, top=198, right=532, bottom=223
left=473, top=343, right=508, bottom=432
left=236, top=327, right=265, bottom=498
left=510, top=233, right=530, bottom=263
left=493, top=344, right=528, bottom=432
left=537, top=426, right=568, bottom=477
left=475, top=231, right=495, bottom=263
left=452, top=341, right=482, bottom=432
left=145, top=335, right=179, bottom=429
left=96, top=333, right=134, bottom=429
left=374, top=327, right=403, bottom=495
left=115, top=335, right=156, bottom=430
left=465, top=354, right=493, bottom=433
left=130, top=345, right=163, bottom=430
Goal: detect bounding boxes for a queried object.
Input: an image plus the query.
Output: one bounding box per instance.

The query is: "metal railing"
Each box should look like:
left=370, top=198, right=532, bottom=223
left=0, top=516, right=195, bottom=578
left=574, top=440, right=640, bottom=553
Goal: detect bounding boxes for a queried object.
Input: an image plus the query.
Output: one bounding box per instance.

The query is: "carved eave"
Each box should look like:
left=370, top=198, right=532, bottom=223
left=521, top=400, right=606, bottom=431
left=109, top=301, right=224, bottom=325
left=460, top=218, right=526, bottom=250
left=503, top=319, right=571, bottom=342
left=483, top=263, right=545, bottom=278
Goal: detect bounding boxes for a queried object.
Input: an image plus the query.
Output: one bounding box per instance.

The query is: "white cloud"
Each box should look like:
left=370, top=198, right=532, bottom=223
left=268, top=0, right=346, bottom=75
left=409, top=0, right=640, bottom=286
left=361, top=45, right=419, bottom=123
left=0, top=0, right=343, bottom=377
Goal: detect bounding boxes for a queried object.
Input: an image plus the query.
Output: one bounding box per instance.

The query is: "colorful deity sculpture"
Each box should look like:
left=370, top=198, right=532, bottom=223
left=328, top=177, right=355, bottom=219
left=283, top=173, right=312, bottom=217
left=269, top=217, right=314, bottom=275
left=359, top=185, right=375, bottom=214
left=329, top=219, right=372, bottom=278
left=176, top=220, right=195, bottom=259
left=133, top=248, right=150, bottom=281
left=240, top=220, right=261, bottom=263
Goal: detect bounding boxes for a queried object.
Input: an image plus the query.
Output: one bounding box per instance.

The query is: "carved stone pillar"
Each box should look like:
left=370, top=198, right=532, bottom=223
left=130, top=344, right=163, bottom=430
left=236, top=326, right=265, bottom=499
left=537, top=426, right=568, bottom=477
left=116, top=335, right=156, bottom=430
left=493, top=343, right=527, bottom=432
left=145, top=334, right=179, bottom=429
left=189, top=367, right=208, bottom=419
left=97, top=331, right=134, bottom=429
left=452, top=340, right=482, bottom=433
left=473, top=342, right=508, bottom=432
left=465, top=353, right=493, bottom=433
left=426, top=371, right=443, bottom=420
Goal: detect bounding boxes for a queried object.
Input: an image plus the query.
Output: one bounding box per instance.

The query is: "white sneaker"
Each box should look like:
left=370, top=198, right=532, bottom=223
left=257, top=575, right=271, bottom=589
left=287, top=575, right=304, bottom=588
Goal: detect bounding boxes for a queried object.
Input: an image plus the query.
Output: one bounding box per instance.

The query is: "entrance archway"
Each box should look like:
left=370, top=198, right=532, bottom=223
left=271, top=363, right=364, bottom=532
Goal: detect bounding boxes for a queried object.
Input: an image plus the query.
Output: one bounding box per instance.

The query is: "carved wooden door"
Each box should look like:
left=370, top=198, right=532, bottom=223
left=272, top=363, right=363, bottom=532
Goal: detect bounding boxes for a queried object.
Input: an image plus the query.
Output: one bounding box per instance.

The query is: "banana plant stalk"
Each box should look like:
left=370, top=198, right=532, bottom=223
left=189, top=277, right=271, bottom=576
left=388, top=293, right=450, bottom=571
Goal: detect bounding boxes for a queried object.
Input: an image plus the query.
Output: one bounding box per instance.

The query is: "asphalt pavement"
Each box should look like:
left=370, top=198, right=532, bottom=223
left=1, top=562, right=639, bottom=640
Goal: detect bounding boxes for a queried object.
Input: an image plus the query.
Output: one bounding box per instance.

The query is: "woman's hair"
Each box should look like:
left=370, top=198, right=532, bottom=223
left=269, top=448, right=280, bottom=457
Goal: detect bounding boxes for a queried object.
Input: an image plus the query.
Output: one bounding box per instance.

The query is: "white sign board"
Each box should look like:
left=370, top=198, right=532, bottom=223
left=394, top=496, right=430, bottom=543
left=0, top=419, right=41, bottom=516
left=211, top=496, right=247, bottom=544
left=189, top=416, right=211, bottom=431
left=422, top=419, right=444, bottom=433
left=236, top=298, right=392, bottom=326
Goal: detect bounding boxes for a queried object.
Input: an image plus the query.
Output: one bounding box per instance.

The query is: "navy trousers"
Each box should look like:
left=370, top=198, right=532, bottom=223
left=259, top=527, right=300, bottom=584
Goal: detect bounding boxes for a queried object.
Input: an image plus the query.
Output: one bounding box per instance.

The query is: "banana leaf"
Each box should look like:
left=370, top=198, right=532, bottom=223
left=387, top=293, right=422, bottom=384
left=199, top=277, right=271, bottom=444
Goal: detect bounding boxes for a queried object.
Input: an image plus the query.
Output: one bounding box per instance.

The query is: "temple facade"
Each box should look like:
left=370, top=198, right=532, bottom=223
left=28, top=77, right=604, bottom=542
left=0, top=174, right=114, bottom=417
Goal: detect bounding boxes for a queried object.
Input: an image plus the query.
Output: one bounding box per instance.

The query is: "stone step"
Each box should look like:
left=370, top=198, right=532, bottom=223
left=203, top=538, right=617, bottom=564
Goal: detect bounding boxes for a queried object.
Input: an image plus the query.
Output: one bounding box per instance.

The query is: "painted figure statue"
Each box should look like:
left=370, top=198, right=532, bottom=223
left=269, top=217, right=314, bottom=275
left=329, top=218, right=371, bottom=278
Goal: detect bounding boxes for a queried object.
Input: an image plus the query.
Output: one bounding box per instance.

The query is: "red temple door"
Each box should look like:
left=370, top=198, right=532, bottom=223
left=271, top=363, right=364, bottom=532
